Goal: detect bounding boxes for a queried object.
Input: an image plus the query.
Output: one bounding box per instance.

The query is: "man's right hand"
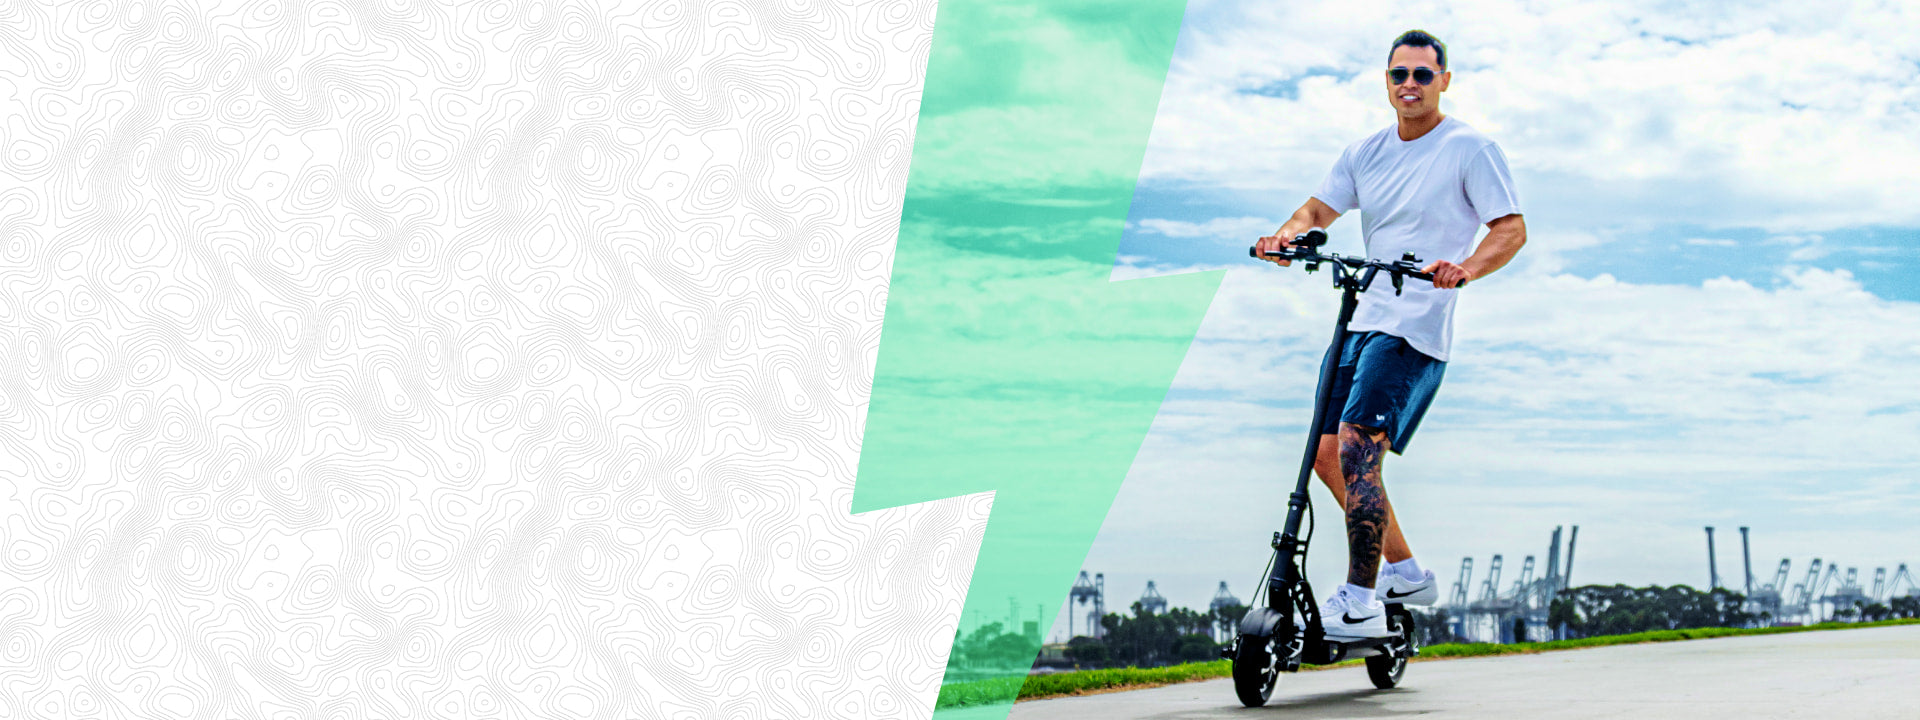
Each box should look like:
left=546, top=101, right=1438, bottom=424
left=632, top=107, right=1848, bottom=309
left=1258, top=199, right=1342, bottom=268
left=1256, top=227, right=1301, bottom=267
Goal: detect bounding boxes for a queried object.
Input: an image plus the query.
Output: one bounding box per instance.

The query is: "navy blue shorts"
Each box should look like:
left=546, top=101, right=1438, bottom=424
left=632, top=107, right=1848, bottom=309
left=1313, top=331, right=1447, bottom=454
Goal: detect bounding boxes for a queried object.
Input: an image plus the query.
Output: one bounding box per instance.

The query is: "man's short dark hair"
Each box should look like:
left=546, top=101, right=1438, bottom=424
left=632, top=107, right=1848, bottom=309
left=1389, top=30, right=1447, bottom=70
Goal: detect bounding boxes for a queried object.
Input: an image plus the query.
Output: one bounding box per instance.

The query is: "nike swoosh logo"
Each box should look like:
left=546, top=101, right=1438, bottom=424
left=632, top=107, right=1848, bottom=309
left=1341, top=612, right=1379, bottom=624
left=1384, top=588, right=1421, bottom=599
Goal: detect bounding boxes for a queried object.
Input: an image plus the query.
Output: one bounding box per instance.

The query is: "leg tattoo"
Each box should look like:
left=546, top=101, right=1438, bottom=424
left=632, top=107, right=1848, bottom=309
left=1340, top=423, right=1390, bottom=588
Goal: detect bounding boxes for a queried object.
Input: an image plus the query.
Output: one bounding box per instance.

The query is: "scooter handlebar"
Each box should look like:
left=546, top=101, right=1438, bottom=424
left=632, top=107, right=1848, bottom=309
left=1248, top=245, right=1467, bottom=288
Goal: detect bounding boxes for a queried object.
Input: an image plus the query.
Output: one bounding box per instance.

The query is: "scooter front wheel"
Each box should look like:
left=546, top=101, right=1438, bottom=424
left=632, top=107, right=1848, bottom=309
left=1231, top=634, right=1280, bottom=706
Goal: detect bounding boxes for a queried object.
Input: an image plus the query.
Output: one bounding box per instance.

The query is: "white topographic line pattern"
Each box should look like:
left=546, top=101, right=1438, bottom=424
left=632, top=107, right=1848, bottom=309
left=0, top=1, right=987, bottom=718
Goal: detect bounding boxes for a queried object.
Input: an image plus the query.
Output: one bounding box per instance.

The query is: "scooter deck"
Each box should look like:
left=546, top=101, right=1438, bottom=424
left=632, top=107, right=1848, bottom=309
left=1301, top=634, right=1399, bottom=665
left=1285, top=603, right=1415, bottom=667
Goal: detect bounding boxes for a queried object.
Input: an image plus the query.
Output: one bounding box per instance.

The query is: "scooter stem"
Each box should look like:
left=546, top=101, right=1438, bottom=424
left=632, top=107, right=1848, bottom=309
left=1271, top=268, right=1365, bottom=599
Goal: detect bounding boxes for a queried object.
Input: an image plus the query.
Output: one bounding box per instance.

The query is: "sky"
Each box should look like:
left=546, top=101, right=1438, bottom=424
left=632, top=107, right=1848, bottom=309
left=1053, top=0, right=1920, bottom=638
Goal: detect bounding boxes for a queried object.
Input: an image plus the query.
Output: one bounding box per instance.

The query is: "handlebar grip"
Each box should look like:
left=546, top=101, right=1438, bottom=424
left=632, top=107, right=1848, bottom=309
left=1405, top=269, right=1465, bottom=288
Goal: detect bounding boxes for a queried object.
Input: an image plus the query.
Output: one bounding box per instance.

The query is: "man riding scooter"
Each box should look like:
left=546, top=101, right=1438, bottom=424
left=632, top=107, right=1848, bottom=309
left=1252, top=29, right=1528, bottom=640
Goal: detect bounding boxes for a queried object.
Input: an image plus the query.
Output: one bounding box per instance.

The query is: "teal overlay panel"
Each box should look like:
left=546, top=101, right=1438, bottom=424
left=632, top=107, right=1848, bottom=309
left=850, top=0, right=1220, bottom=715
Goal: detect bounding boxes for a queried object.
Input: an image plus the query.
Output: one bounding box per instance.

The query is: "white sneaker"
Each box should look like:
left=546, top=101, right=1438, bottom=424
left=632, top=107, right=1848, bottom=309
left=1318, top=588, right=1391, bottom=640
left=1376, top=568, right=1438, bottom=606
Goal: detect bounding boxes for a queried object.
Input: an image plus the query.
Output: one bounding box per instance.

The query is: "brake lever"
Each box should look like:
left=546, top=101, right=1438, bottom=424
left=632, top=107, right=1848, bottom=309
left=1393, top=253, right=1467, bottom=289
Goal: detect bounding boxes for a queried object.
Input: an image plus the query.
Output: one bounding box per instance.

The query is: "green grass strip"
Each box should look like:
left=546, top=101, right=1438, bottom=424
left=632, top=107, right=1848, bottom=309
left=1017, top=660, right=1231, bottom=699
left=932, top=618, right=1920, bottom=708
left=1418, top=618, right=1920, bottom=659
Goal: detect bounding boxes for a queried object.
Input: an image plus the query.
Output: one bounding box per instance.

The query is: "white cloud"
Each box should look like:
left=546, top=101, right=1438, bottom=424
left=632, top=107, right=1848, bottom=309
left=1132, top=216, right=1276, bottom=239
left=1768, top=233, right=1833, bottom=261
left=1137, top=0, right=1920, bottom=232
left=1449, top=266, right=1914, bottom=430
left=1158, top=262, right=1920, bottom=455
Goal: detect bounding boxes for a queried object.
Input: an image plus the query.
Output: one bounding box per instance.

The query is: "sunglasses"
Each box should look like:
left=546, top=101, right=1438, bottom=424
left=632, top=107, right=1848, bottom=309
left=1387, top=66, right=1441, bottom=86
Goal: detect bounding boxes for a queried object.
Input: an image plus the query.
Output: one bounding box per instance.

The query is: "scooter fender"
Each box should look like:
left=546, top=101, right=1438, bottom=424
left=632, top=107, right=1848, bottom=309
left=1237, top=607, right=1286, bottom=638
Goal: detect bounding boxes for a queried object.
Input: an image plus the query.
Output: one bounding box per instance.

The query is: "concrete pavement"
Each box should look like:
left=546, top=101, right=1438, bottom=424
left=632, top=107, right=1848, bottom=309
left=1000, top=624, right=1920, bottom=719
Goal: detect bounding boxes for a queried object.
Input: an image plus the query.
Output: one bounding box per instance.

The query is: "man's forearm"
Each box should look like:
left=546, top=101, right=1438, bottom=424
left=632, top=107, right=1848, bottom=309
left=1276, top=197, right=1341, bottom=237
left=1461, top=214, right=1526, bottom=280
left=1257, top=198, right=1343, bottom=266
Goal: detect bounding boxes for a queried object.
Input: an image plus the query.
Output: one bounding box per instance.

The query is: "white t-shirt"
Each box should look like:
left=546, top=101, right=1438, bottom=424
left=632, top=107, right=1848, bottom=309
left=1312, top=116, right=1521, bottom=362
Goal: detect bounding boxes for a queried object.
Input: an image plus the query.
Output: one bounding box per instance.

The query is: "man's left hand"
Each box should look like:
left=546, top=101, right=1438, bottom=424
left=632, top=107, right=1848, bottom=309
left=1421, top=260, right=1472, bottom=289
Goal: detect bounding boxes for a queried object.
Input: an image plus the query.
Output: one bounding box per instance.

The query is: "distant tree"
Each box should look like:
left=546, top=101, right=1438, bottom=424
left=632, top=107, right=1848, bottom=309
left=1555, top=584, right=1755, bottom=638
left=959, top=622, right=1004, bottom=667
left=1065, top=636, right=1109, bottom=665
left=1099, top=606, right=1149, bottom=667
left=1890, top=596, right=1919, bottom=619
left=1172, top=633, right=1218, bottom=662
left=1833, top=603, right=1860, bottom=622
left=1860, top=602, right=1892, bottom=622
left=1165, top=606, right=1213, bottom=638
left=1212, top=603, right=1249, bottom=641
left=1410, top=607, right=1458, bottom=646
left=1548, top=595, right=1580, bottom=634
left=1099, top=602, right=1230, bottom=667
left=954, top=622, right=1037, bottom=668
left=985, top=630, right=1038, bottom=666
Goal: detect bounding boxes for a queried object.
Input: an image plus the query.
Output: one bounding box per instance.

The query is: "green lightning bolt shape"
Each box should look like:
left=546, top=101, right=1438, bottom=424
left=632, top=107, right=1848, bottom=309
left=851, top=1, right=1220, bottom=715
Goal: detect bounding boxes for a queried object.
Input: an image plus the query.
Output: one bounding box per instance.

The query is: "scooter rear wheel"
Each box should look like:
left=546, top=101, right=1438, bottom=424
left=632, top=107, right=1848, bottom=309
left=1231, top=634, right=1280, bottom=706
left=1366, top=609, right=1415, bottom=689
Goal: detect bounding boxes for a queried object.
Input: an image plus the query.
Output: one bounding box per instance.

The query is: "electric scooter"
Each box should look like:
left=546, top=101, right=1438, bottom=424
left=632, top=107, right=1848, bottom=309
left=1223, top=228, right=1464, bottom=706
